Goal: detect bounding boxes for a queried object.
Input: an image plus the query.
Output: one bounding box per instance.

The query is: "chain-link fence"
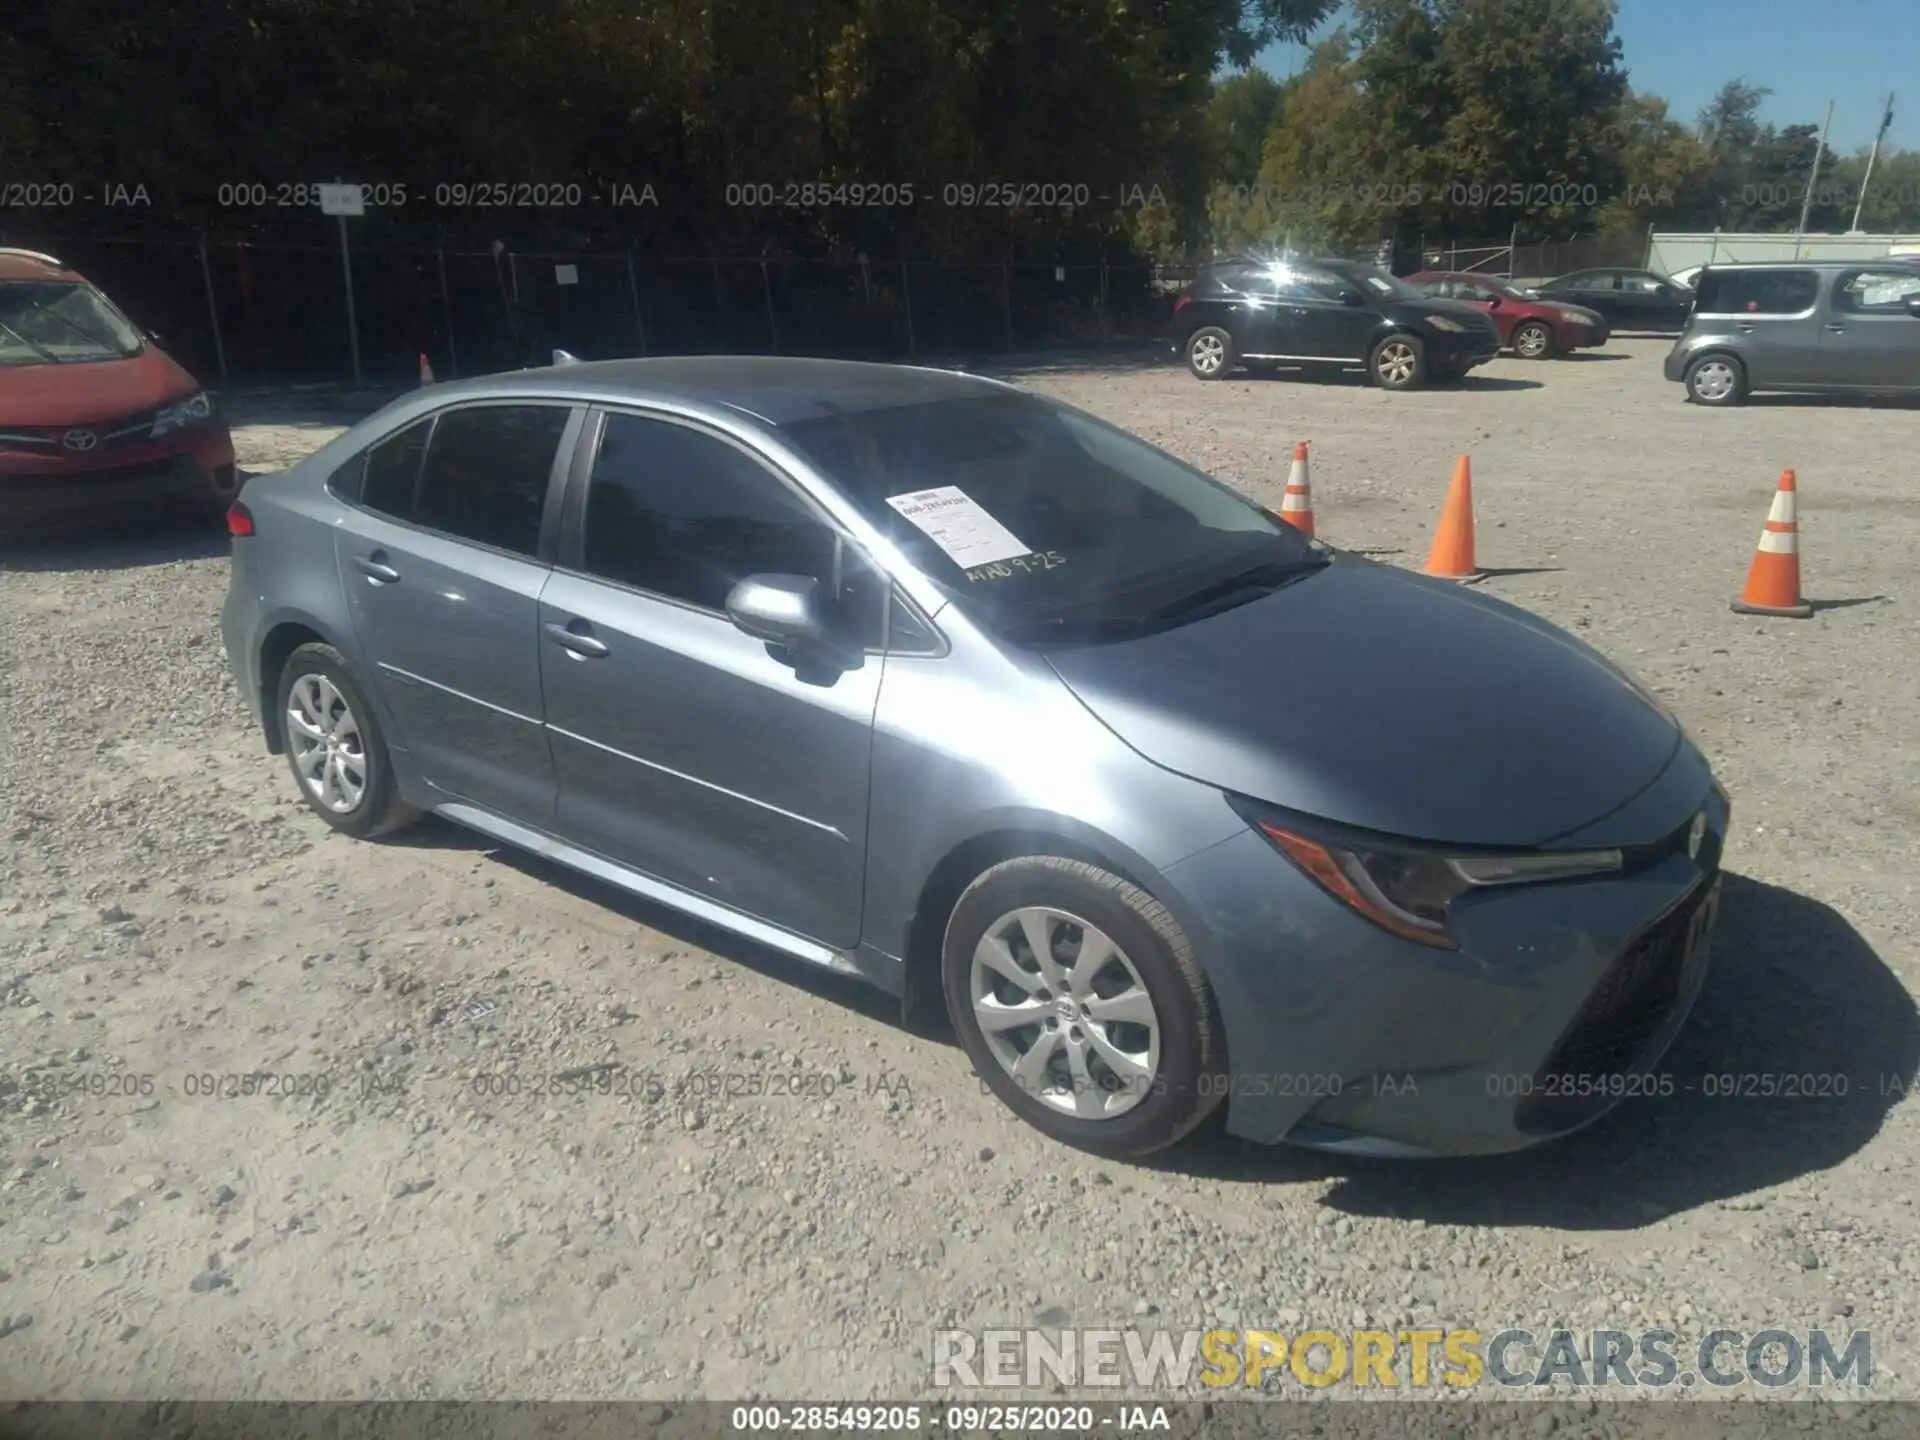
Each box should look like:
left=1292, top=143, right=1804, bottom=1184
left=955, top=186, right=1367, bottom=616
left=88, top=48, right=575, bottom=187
left=0, top=230, right=1179, bottom=390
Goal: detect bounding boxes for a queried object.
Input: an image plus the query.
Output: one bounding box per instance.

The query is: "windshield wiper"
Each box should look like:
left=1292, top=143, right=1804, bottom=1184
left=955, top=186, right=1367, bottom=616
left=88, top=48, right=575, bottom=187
left=1136, top=553, right=1330, bottom=624
left=0, top=319, right=60, bottom=365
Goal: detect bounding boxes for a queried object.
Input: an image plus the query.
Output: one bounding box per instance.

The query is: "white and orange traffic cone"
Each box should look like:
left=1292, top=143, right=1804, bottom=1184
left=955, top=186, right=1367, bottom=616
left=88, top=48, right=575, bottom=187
left=1278, top=441, right=1315, bottom=538
left=418, top=353, right=435, bottom=387
left=1424, top=455, right=1484, bottom=583
left=1731, top=469, right=1813, bottom=618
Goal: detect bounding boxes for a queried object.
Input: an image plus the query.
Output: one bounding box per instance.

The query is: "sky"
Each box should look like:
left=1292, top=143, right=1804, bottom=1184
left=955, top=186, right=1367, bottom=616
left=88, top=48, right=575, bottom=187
left=1254, top=0, right=1907, bottom=155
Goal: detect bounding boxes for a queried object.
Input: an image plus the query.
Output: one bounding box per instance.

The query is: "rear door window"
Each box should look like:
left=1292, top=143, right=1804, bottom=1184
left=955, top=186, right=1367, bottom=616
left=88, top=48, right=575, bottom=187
left=1695, top=269, right=1819, bottom=315
left=411, top=404, right=571, bottom=557
left=1833, top=268, right=1920, bottom=313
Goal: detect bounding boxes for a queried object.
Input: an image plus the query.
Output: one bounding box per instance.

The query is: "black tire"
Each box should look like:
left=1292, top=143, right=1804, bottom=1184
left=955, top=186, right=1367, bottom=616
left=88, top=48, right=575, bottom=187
left=1368, top=332, right=1427, bottom=391
left=1684, top=352, right=1748, bottom=407
left=1510, top=321, right=1558, bottom=360
left=1184, top=326, right=1236, bottom=381
left=941, top=856, right=1228, bottom=1158
left=193, top=464, right=244, bottom=521
left=275, top=642, right=419, bottom=839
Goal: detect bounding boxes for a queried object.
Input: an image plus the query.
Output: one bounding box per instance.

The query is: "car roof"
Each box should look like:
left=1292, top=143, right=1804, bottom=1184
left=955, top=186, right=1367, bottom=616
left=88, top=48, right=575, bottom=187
left=0, top=248, right=86, bottom=283
left=402, top=355, right=1015, bottom=427
left=1409, top=270, right=1510, bottom=282
left=1693, top=257, right=1920, bottom=270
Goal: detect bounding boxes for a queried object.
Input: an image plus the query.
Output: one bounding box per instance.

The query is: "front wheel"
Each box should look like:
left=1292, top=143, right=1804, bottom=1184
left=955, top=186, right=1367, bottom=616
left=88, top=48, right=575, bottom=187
left=1685, top=353, right=1748, bottom=406
left=1185, top=326, right=1236, bottom=381
left=1369, top=333, right=1427, bottom=391
left=1511, top=321, right=1558, bottom=360
left=942, top=856, right=1228, bottom=1158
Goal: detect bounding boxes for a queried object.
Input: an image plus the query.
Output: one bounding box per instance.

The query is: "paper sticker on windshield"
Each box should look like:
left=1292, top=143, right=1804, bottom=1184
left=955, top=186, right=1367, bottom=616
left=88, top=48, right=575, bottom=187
left=884, top=486, right=1031, bottom=568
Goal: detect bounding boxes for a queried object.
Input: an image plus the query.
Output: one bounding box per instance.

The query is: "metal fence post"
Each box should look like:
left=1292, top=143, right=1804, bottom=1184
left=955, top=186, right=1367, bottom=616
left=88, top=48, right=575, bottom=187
left=196, top=235, right=229, bottom=387
left=1001, top=262, right=1015, bottom=351
left=626, top=250, right=648, bottom=356
left=901, top=261, right=916, bottom=358
left=436, top=242, right=460, bottom=378
left=760, top=258, right=778, bottom=353
left=1099, top=262, right=1109, bottom=336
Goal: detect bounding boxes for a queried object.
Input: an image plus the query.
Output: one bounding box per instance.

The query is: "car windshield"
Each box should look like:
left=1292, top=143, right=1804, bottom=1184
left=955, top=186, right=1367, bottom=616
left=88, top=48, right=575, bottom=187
left=0, top=280, right=146, bottom=365
left=1336, top=263, right=1423, bottom=300
left=779, top=391, right=1324, bottom=643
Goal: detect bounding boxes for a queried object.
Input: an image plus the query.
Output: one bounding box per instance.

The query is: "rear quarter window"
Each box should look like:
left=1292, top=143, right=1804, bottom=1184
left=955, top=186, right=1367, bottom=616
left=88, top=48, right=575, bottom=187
left=1695, top=269, right=1819, bottom=315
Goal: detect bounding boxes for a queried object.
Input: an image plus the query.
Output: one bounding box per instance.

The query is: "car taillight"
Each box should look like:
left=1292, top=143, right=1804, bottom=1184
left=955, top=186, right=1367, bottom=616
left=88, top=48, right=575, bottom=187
left=227, top=500, right=255, bottom=537
left=1173, top=295, right=1192, bottom=314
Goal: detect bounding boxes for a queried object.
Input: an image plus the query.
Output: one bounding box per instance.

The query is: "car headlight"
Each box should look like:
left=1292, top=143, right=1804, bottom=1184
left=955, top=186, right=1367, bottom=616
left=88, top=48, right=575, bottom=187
left=1426, top=316, right=1467, bottom=333
left=151, top=391, right=213, bottom=436
left=1554, top=308, right=1593, bottom=324
left=1235, top=804, right=1622, bottom=949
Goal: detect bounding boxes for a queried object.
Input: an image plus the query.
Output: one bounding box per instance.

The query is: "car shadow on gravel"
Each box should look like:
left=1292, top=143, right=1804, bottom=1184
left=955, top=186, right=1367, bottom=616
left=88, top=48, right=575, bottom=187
left=1166, top=870, right=1918, bottom=1229
left=395, top=816, right=903, bottom=1026
left=1744, top=393, right=1920, bottom=410
left=0, top=510, right=229, bottom=572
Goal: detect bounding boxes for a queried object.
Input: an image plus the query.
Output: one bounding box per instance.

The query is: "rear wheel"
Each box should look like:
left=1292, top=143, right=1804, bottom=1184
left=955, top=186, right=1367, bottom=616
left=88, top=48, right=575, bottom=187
left=1369, top=333, right=1427, bottom=391
left=1511, top=321, right=1557, bottom=360
left=942, top=856, right=1228, bottom=1158
left=1685, top=353, right=1748, bottom=406
left=276, top=643, right=419, bottom=839
left=1185, top=327, right=1236, bottom=381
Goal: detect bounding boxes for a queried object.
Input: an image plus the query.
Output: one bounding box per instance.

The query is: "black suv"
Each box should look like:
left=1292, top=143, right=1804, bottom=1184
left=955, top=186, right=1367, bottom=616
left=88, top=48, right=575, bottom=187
left=1168, top=256, right=1502, bottom=389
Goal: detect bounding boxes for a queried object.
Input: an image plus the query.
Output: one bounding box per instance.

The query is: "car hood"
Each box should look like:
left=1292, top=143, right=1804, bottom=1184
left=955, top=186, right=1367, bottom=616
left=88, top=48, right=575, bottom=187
left=1045, top=557, right=1681, bottom=848
left=0, top=347, right=201, bottom=426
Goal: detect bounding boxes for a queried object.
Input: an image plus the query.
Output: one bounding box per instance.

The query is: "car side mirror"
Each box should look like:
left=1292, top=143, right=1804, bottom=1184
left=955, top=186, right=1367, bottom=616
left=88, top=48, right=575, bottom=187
left=1905, top=298, right=1920, bottom=319
left=725, top=574, right=827, bottom=649
left=1484, top=294, right=1502, bottom=309
left=1340, top=289, right=1365, bottom=306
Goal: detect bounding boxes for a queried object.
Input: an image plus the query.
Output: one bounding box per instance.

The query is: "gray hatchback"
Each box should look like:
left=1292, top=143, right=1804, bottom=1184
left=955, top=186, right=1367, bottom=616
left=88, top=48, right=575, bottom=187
left=222, top=356, right=1728, bottom=1159
left=1665, top=259, right=1920, bottom=405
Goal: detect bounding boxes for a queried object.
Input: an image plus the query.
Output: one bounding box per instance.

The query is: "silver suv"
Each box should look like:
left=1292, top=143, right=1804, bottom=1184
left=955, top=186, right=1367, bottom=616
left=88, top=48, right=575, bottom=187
left=1664, top=259, right=1920, bottom=405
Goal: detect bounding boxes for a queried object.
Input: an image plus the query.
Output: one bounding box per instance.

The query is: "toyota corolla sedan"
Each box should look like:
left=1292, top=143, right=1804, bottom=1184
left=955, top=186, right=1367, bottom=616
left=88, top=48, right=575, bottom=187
left=221, top=356, right=1727, bottom=1160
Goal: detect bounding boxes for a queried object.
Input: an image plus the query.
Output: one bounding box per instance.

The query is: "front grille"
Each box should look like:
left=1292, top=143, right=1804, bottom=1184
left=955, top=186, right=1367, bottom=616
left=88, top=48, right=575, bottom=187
left=0, top=410, right=157, bottom=454
left=1515, top=887, right=1709, bottom=1134
left=0, top=456, right=188, bottom=493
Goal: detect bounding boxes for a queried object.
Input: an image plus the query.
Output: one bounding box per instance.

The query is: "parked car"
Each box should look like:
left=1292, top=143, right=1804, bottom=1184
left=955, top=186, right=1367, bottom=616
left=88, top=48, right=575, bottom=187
left=0, top=248, right=236, bottom=524
left=1665, top=259, right=1920, bottom=405
left=1666, top=265, right=1705, bottom=291
left=1404, top=270, right=1610, bottom=358
left=1169, top=256, right=1501, bottom=389
left=1530, top=267, right=1694, bottom=332
left=223, top=355, right=1728, bottom=1160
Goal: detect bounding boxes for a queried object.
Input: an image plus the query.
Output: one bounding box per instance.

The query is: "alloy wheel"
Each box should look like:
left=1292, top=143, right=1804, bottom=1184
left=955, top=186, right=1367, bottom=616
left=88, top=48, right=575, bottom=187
left=1515, top=325, right=1550, bottom=358
left=1376, top=341, right=1418, bottom=386
left=1189, top=334, right=1226, bottom=376
left=286, top=672, right=368, bottom=814
left=969, top=906, right=1162, bottom=1119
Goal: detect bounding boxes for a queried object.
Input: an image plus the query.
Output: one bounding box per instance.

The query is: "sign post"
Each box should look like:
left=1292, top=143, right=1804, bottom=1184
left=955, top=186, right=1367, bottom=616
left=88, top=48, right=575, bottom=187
left=319, top=183, right=366, bottom=388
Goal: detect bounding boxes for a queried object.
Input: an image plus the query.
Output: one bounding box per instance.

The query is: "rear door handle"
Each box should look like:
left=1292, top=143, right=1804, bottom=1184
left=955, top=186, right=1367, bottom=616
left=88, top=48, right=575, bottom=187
left=1825, top=324, right=1847, bottom=333
left=353, top=553, right=400, bottom=584
left=544, top=621, right=609, bottom=658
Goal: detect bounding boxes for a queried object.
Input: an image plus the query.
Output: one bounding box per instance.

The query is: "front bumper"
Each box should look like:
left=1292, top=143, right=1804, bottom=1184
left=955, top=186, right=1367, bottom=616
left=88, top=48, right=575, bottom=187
left=0, top=426, right=235, bottom=523
left=1429, top=330, right=1502, bottom=369
left=1159, top=746, right=1728, bottom=1157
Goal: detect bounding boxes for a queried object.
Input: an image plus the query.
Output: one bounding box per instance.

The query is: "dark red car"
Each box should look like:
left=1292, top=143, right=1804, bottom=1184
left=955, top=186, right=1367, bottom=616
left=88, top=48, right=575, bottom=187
left=1404, top=270, right=1610, bottom=359
left=0, top=248, right=237, bottom=525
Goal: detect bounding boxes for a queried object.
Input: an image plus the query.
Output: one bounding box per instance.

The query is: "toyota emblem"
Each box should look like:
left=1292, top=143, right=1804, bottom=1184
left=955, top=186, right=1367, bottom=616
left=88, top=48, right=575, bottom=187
left=1687, top=812, right=1707, bottom=860
left=61, top=428, right=99, bottom=451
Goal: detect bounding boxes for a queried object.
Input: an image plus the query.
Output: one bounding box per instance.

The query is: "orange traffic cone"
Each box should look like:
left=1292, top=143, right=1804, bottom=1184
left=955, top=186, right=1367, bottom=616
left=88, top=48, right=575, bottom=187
left=1424, top=455, right=1483, bottom=582
left=1731, top=469, right=1813, bottom=618
left=1278, top=441, right=1315, bottom=537
left=418, top=353, right=435, bottom=387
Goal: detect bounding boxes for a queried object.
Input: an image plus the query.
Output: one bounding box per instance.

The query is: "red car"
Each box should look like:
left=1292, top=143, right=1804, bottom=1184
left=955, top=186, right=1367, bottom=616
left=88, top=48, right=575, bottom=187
left=0, top=248, right=237, bottom=525
left=1404, top=270, right=1610, bottom=359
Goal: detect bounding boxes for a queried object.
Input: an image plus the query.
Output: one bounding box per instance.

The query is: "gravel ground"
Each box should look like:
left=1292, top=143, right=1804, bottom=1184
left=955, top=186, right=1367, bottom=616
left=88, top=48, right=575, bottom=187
left=1, top=341, right=1917, bottom=1406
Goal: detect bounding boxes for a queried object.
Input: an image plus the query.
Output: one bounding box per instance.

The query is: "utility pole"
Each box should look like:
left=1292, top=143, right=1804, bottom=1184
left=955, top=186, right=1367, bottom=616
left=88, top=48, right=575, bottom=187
left=1793, top=100, right=1835, bottom=256
left=1851, top=93, right=1896, bottom=232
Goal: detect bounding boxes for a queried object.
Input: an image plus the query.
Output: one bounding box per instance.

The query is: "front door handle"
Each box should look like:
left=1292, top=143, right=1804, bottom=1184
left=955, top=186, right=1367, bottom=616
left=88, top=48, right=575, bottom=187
left=1825, top=324, right=1847, bottom=333
left=353, top=553, right=400, bottom=583
left=544, top=621, right=609, bottom=658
